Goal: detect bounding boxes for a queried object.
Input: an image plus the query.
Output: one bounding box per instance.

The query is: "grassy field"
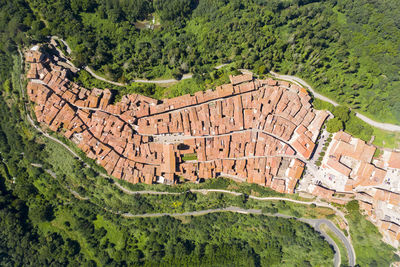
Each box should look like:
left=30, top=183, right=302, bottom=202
left=44, top=140, right=76, bottom=176
left=372, top=126, right=400, bottom=149
left=181, top=153, right=198, bottom=161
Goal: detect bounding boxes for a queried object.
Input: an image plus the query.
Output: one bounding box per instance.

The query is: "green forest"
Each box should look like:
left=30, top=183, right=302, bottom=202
left=2, top=0, right=400, bottom=265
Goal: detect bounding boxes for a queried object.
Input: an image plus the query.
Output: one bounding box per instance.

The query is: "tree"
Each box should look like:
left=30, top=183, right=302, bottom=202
left=84, top=168, right=98, bottom=178
left=326, top=118, right=344, bottom=133
left=0, top=130, right=10, bottom=153
left=333, top=106, right=350, bottom=122
left=172, top=70, right=183, bottom=80
left=154, top=0, right=196, bottom=21
left=64, top=238, right=81, bottom=257
left=346, top=200, right=359, bottom=212
left=29, top=204, right=54, bottom=223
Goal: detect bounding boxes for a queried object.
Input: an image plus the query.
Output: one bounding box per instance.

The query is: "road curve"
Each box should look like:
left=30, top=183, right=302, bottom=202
left=305, top=218, right=356, bottom=267
left=51, top=36, right=72, bottom=54
left=269, top=71, right=400, bottom=132
left=114, top=182, right=349, bottom=231
left=84, top=62, right=196, bottom=86
left=26, top=111, right=83, bottom=160
left=83, top=66, right=126, bottom=87
left=314, top=223, right=342, bottom=267
left=269, top=71, right=339, bottom=107
left=123, top=206, right=353, bottom=267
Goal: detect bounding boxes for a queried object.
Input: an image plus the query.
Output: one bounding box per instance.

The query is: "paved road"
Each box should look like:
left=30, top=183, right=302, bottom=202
left=84, top=66, right=126, bottom=87
left=50, top=36, right=194, bottom=86
left=49, top=36, right=78, bottom=72
left=51, top=36, right=229, bottom=86
left=270, top=71, right=400, bottom=132
left=114, top=182, right=348, bottom=225
left=313, top=222, right=342, bottom=267
left=123, top=206, right=353, bottom=267
left=270, top=71, right=339, bottom=108
left=305, top=218, right=356, bottom=267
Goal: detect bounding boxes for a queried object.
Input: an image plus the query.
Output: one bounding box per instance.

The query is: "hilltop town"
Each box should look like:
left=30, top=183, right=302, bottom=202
left=25, top=45, right=400, bottom=248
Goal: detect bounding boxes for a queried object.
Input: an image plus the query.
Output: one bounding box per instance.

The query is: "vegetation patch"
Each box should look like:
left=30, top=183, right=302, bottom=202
left=181, top=153, right=198, bottom=161
left=345, top=201, right=399, bottom=266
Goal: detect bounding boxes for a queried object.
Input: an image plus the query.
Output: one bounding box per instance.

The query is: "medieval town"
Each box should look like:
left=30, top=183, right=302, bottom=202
left=25, top=46, right=400, bottom=248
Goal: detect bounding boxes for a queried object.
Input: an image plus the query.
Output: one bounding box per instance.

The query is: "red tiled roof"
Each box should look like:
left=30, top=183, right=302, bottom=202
left=26, top=49, right=329, bottom=192
left=389, top=152, right=400, bottom=169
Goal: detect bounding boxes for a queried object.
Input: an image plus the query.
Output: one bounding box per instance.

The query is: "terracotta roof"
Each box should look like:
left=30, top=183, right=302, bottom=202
left=334, top=131, right=351, bottom=143
left=229, top=74, right=253, bottom=85
left=162, top=144, right=176, bottom=174
left=389, top=152, right=400, bottom=169
left=327, top=158, right=351, bottom=176
left=26, top=49, right=328, bottom=192
left=312, top=185, right=335, bottom=200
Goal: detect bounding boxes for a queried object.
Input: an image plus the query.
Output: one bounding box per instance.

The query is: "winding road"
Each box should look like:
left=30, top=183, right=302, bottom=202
left=51, top=36, right=195, bottom=86
left=113, top=181, right=356, bottom=266
left=311, top=219, right=355, bottom=267
left=114, top=182, right=349, bottom=228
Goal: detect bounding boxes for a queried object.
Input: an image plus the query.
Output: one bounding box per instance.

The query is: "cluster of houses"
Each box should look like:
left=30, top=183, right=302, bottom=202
left=25, top=45, right=400, bottom=247
left=25, top=47, right=328, bottom=194
left=303, top=130, right=400, bottom=247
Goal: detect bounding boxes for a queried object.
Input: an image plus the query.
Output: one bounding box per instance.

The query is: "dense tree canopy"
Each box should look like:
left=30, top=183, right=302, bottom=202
left=326, top=117, right=344, bottom=133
